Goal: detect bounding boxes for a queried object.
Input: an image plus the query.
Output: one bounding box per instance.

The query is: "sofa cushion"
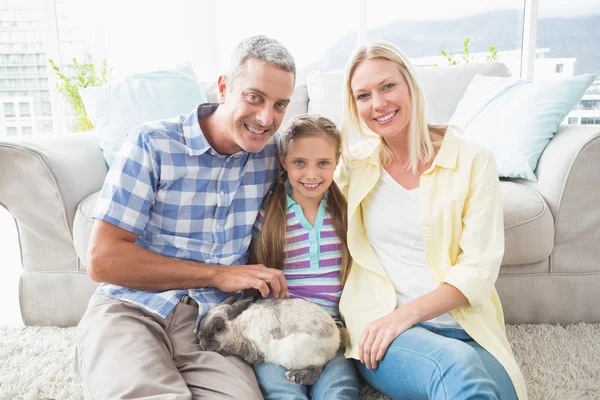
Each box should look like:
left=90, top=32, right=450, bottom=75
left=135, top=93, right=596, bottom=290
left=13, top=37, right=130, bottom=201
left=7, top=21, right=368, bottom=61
left=449, top=73, right=596, bottom=180
left=501, top=181, right=554, bottom=266
left=307, top=63, right=510, bottom=128
left=73, top=191, right=100, bottom=269
left=81, top=63, right=207, bottom=168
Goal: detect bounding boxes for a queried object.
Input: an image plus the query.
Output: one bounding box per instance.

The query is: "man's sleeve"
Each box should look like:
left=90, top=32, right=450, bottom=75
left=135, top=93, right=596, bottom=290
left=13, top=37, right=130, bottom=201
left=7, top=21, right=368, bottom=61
left=92, top=128, right=160, bottom=236
left=251, top=208, right=265, bottom=240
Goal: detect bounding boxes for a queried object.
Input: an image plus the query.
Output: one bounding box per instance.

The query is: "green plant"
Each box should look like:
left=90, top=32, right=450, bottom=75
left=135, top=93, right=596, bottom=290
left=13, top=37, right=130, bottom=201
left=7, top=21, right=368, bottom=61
left=486, top=46, right=499, bottom=62
left=48, top=58, right=112, bottom=131
left=440, top=50, right=458, bottom=66
left=439, top=38, right=499, bottom=67
left=460, top=38, right=473, bottom=63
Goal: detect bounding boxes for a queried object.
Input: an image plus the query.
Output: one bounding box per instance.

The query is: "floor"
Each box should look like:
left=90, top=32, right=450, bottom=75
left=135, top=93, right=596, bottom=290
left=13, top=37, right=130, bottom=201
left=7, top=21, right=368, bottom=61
left=0, top=206, right=25, bottom=327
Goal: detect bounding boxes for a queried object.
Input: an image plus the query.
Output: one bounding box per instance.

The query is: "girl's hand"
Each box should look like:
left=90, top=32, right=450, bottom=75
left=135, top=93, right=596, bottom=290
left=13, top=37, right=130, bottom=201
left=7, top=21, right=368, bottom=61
left=358, top=307, right=416, bottom=370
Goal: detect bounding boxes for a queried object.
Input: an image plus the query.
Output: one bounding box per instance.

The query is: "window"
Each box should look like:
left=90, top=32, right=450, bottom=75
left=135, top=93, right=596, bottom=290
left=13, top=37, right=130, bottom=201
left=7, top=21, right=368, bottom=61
left=6, top=126, right=17, bottom=135
left=1, top=1, right=599, bottom=139
left=581, top=117, right=600, bottom=125
left=567, top=117, right=578, bottom=125
left=42, top=101, right=52, bottom=116
left=536, top=1, right=600, bottom=123
left=43, top=120, right=53, bottom=132
left=216, top=0, right=357, bottom=84
left=21, top=126, right=33, bottom=135
left=367, top=1, right=525, bottom=76
left=3, top=103, right=15, bottom=118
left=19, top=102, right=31, bottom=117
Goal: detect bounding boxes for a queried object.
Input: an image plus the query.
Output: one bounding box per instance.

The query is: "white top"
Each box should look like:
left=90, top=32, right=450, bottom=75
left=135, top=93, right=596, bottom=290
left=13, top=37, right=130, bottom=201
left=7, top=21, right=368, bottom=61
left=363, top=168, right=460, bottom=328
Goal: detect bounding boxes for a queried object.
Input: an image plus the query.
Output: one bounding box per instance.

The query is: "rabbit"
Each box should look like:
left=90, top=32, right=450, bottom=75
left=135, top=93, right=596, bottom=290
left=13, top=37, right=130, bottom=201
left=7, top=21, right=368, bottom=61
left=197, top=295, right=347, bottom=386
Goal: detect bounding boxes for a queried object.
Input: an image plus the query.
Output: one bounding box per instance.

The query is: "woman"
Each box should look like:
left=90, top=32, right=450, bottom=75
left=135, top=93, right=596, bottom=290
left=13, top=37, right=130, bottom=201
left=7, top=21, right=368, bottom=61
left=336, top=41, right=527, bottom=399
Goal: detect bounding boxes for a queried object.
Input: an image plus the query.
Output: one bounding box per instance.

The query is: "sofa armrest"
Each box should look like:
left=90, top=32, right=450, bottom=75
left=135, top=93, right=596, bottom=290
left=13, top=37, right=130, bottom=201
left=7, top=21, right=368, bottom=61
left=513, top=125, right=600, bottom=273
left=0, top=133, right=108, bottom=274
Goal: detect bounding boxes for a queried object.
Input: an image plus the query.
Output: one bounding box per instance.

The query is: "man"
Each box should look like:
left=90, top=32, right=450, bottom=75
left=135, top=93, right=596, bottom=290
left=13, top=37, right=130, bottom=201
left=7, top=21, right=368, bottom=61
left=76, top=35, right=296, bottom=399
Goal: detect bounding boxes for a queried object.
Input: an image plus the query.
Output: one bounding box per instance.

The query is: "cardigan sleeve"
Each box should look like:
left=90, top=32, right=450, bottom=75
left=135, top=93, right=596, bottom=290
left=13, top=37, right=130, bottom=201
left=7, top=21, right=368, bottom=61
left=441, top=150, right=505, bottom=310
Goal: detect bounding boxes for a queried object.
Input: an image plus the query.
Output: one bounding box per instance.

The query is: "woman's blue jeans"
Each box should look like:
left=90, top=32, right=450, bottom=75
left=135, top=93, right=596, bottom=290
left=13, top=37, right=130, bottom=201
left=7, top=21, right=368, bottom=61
left=253, top=349, right=360, bottom=400
left=356, top=323, right=517, bottom=400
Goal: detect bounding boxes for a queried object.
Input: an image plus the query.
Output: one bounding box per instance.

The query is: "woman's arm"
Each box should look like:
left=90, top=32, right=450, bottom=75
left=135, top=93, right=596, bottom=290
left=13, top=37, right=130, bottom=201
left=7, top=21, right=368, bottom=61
left=357, top=283, right=467, bottom=369
left=359, top=150, right=503, bottom=369
left=440, top=150, right=505, bottom=311
left=398, top=283, right=468, bottom=325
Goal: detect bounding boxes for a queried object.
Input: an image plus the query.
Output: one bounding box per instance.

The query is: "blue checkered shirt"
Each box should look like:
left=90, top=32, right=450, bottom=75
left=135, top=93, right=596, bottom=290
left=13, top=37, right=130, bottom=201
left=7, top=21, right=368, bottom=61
left=92, top=104, right=279, bottom=322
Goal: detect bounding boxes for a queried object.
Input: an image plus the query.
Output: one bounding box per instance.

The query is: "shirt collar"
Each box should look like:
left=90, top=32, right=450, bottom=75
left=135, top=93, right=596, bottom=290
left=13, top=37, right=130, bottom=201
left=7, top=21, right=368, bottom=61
left=284, top=179, right=329, bottom=210
left=182, top=103, right=247, bottom=158
left=431, top=126, right=460, bottom=170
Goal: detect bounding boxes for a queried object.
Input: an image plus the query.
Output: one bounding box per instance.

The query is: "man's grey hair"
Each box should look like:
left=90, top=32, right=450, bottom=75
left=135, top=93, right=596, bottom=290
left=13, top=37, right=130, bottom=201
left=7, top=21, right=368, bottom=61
left=227, top=35, right=296, bottom=87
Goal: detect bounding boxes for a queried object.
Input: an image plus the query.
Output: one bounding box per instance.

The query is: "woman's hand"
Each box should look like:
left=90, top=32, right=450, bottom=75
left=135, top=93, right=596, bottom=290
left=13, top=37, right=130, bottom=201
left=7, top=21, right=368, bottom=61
left=358, top=307, right=416, bottom=370
left=357, top=284, right=469, bottom=369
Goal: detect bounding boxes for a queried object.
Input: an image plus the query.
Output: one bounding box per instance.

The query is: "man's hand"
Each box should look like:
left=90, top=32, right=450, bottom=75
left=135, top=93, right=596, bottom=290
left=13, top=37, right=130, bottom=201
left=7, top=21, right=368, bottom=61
left=211, top=264, right=289, bottom=298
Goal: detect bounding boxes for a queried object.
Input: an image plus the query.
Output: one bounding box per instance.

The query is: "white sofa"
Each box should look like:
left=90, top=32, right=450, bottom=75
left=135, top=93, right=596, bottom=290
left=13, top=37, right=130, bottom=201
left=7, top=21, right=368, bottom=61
left=1, top=63, right=599, bottom=327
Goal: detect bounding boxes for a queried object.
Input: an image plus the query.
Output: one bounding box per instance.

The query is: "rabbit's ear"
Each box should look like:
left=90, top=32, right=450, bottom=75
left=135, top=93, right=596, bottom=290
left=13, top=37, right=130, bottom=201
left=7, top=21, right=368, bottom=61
left=221, top=295, right=239, bottom=306
left=227, top=298, right=254, bottom=320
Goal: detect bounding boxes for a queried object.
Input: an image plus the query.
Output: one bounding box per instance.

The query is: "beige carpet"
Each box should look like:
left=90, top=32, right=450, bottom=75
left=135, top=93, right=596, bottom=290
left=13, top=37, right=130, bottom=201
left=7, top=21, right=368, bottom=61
left=1, top=324, right=599, bottom=399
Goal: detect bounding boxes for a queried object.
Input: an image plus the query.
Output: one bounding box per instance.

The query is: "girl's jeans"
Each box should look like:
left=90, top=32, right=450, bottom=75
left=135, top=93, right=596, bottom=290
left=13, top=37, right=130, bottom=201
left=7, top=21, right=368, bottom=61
left=253, top=349, right=360, bottom=400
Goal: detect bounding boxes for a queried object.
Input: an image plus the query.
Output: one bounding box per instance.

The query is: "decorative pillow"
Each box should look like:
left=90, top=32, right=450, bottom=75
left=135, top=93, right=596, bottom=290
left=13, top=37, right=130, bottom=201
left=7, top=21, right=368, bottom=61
left=81, top=63, right=207, bottom=167
left=449, top=73, right=595, bottom=181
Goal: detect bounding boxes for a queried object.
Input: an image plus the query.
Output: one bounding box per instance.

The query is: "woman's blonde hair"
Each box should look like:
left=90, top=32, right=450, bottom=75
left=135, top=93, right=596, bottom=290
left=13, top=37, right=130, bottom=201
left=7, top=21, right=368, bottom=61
left=342, top=41, right=446, bottom=172
left=255, top=114, right=351, bottom=285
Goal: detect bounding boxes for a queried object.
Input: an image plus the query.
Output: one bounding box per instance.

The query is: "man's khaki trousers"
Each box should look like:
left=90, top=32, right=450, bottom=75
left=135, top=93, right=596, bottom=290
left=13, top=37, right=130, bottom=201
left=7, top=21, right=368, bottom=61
left=75, top=293, right=263, bottom=399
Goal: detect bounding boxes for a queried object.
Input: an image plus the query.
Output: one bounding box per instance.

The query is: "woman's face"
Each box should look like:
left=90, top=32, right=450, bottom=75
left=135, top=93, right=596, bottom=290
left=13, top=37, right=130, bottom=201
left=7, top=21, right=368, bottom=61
left=350, top=57, right=413, bottom=140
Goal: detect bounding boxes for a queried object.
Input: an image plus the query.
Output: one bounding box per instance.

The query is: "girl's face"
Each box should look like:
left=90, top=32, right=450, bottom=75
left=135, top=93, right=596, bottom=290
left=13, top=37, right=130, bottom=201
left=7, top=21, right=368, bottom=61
left=281, top=133, right=338, bottom=206
left=350, top=57, right=413, bottom=140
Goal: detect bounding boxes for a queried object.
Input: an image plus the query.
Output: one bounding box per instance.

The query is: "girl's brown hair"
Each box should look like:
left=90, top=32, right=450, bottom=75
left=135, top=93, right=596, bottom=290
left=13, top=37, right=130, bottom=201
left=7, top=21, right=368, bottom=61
left=255, top=114, right=351, bottom=285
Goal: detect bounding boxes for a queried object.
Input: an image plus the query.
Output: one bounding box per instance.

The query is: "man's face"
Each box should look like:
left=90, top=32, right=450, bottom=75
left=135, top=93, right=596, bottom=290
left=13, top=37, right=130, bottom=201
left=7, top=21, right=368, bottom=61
left=218, top=59, right=295, bottom=154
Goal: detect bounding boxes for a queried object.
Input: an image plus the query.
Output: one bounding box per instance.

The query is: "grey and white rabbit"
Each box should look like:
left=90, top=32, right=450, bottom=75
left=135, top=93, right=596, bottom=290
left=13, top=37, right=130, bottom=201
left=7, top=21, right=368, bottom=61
left=198, top=295, right=347, bottom=385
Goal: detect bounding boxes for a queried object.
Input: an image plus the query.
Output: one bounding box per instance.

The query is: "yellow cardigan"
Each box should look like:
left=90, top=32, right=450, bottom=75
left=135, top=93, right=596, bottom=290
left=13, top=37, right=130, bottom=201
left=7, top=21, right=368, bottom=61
left=336, top=128, right=527, bottom=400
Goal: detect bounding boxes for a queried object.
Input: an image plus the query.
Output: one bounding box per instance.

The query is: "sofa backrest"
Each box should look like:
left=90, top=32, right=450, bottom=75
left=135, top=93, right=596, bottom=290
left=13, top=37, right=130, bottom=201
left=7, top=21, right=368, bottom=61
left=201, top=62, right=510, bottom=129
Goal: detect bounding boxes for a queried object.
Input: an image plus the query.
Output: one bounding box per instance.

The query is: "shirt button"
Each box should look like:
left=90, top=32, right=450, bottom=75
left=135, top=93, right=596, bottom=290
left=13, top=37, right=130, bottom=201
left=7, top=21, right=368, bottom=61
left=311, top=243, right=317, bottom=248
left=318, top=217, right=323, bottom=221
left=216, top=225, right=221, bottom=230
left=220, top=191, right=225, bottom=196
left=311, top=230, right=316, bottom=235
left=311, top=257, right=317, bottom=262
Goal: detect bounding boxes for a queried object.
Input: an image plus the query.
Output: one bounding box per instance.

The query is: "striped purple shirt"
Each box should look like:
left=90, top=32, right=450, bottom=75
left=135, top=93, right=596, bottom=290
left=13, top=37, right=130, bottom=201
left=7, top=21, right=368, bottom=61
left=252, top=185, right=343, bottom=319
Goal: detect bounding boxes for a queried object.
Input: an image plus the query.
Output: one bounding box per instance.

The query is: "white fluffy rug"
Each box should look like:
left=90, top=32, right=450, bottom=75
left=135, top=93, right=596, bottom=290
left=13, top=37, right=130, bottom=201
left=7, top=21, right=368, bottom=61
left=1, top=324, right=600, bottom=400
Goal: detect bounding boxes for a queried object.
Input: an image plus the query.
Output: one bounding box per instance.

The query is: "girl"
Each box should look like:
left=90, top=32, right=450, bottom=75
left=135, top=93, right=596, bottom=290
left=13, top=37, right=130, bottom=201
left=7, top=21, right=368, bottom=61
left=337, top=41, right=528, bottom=399
left=249, top=114, right=360, bottom=400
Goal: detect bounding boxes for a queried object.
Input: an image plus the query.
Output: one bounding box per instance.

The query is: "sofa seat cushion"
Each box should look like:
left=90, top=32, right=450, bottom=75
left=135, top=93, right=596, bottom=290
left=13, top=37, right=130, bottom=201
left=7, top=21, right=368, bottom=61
left=501, top=181, right=554, bottom=266
left=73, top=191, right=100, bottom=270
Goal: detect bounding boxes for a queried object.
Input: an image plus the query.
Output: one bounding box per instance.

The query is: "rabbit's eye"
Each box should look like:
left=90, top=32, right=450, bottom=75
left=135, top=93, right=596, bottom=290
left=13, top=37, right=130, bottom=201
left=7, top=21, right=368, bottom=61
left=214, top=319, right=225, bottom=333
